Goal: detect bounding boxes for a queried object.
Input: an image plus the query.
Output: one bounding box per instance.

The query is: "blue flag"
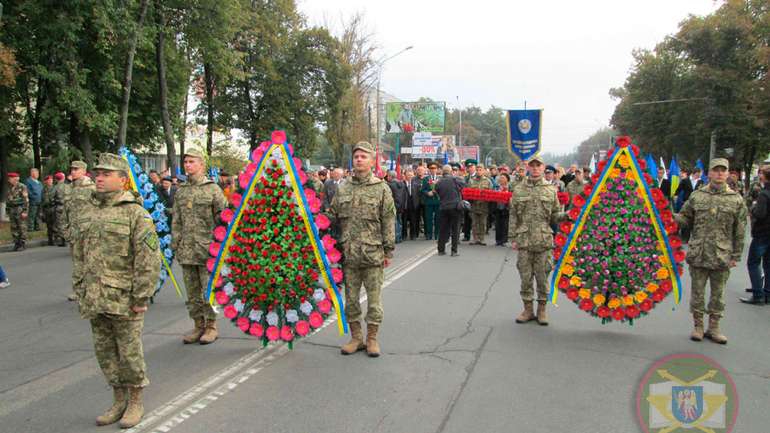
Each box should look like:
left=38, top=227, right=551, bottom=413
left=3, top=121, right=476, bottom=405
left=645, top=154, right=658, bottom=179
left=695, top=159, right=707, bottom=183
left=506, top=109, right=542, bottom=161
left=669, top=157, right=680, bottom=199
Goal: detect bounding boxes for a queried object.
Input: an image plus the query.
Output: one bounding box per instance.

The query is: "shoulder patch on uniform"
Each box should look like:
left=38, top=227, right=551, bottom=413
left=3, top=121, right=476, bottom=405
left=143, top=231, right=159, bottom=250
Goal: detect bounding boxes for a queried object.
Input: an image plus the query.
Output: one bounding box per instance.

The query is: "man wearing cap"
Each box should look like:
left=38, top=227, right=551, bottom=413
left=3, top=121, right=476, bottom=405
left=468, top=164, right=493, bottom=245
left=76, top=153, right=160, bottom=428
left=421, top=162, right=441, bottom=240
left=676, top=158, right=747, bottom=344
left=6, top=173, right=29, bottom=251
left=329, top=141, right=395, bottom=358
left=172, top=148, right=227, bottom=345
left=41, top=175, right=56, bottom=245
left=52, top=173, right=68, bottom=246
left=63, top=160, right=96, bottom=301
left=509, top=155, right=565, bottom=325
left=544, top=165, right=565, bottom=192
left=565, top=168, right=586, bottom=206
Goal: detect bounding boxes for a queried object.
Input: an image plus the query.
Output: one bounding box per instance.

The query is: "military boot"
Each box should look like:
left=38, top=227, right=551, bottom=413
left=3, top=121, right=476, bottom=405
left=690, top=313, right=704, bottom=341
left=118, top=387, right=144, bottom=429
left=515, top=301, right=536, bottom=323
left=12, top=242, right=21, bottom=252
left=340, top=322, right=366, bottom=355
left=199, top=320, right=218, bottom=345
left=536, top=301, right=549, bottom=326
left=182, top=318, right=205, bottom=344
left=67, top=293, right=79, bottom=302
left=366, top=323, right=381, bottom=358
left=705, top=315, right=727, bottom=344
left=95, top=387, right=127, bottom=426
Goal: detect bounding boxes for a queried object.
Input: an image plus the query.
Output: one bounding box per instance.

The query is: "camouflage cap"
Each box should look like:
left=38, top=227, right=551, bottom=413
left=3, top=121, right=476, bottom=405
left=93, top=153, right=130, bottom=172
left=527, top=155, right=545, bottom=165
left=70, top=160, right=88, bottom=170
left=183, top=148, right=206, bottom=160
left=709, top=158, right=729, bottom=170
left=352, top=141, right=375, bottom=156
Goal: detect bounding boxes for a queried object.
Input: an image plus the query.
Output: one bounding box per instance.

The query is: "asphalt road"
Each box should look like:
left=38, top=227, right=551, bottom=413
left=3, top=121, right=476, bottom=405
left=0, top=237, right=768, bottom=433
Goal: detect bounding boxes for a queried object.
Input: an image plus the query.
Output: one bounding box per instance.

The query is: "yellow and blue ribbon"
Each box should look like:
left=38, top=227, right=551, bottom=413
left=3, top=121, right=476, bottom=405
left=549, top=146, right=682, bottom=306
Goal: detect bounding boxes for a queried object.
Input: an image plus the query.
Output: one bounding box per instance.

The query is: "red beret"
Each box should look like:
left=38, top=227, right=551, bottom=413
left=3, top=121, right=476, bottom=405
left=7, top=172, right=19, bottom=178
left=44, top=175, right=53, bottom=180
left=55, top=172, right=66, bottom=180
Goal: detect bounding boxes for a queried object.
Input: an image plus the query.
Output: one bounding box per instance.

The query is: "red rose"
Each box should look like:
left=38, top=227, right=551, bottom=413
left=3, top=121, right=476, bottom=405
left=626, top=305, right=640, bottom=318
left=611, top=308, right=625, bottom=321
left=639, top=159, right=647, bottom=170
left=656, top=198, right=669, bottom=210
left=266, top=326, right=280, bottom=341
left=669, top=236, right=682, bottom=248
left=559, top=277, right=571, bottom=290
left=652, top=290, right=665, bottom=302
left=237, top=317, right=250, bottom=332
left=566, top=289, right=579, bottom=301
left=557, top=192, right=570, bottom=205
left=659, top=209, right=673, bottom=223
left=559, top=221, right=573, bottom=234
left=295, top=320, right=310, bottom=336
left=674, top=250, right=686, bottom=263
left=309, top=311, right=324, bottom=328
left=280, top=325, right=294, bottom=342
left=579, top=299, right=594, bottom=311
left=639, top=299, right=653, bottom=312
left=249, top=323, right=264, bottom=337
left=616, top=136, right=631, bottom=148
left=660, top=280, right=673, bottom=293
left=568, top=207, right=581, bottom=221
left=553, top=247, right=562, bottom=260
left=597, top=306, right=611, bottom=318
left=597, top=160, right=607, bottom=172
left=664, top=221, right=678, bottom=235
left=554, top=233, right=567, bottom=247
left=591, top=174, right=600, bottom=185
left=573, top=194, right=586, bottom=208
left=643, top=173, right=654, bottom=185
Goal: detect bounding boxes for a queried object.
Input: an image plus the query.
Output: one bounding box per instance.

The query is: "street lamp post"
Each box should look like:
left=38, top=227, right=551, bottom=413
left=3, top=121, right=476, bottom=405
left=375, top=46, right=413, bottom=152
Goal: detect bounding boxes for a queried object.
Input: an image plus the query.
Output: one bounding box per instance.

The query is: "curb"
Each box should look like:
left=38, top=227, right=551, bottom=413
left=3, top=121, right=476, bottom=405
left=0, top=239, right=51, bottom=253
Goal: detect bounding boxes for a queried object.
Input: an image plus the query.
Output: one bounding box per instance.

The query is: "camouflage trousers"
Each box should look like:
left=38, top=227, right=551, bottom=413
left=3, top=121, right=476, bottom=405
left=343, top=266, right=384, bottom=325
left=54, top=205, right=66, bottom=242
left=27, top=203, right=40, bottom=231
left=90, top=314, right=148, bottom=388
left=181, top=264, right=217, bottom=321
left=471, top=211, right=487, bottom=242
left=689, top=266, right=729, bottom=318
left=517, top=249, right=553, bottom=302
left=8, top=207, right=27, bottom=244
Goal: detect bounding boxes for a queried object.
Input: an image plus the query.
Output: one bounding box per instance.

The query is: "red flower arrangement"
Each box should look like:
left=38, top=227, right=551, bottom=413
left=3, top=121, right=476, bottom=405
left=551, top=136, right=685, bottom=325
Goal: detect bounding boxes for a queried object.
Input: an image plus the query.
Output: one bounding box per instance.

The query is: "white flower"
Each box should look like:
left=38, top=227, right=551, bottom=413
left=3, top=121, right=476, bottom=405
left=285, top=310, right=299, bottom=323
left=234, top=299, right=244, bottom=312
left=224, top=282, right=235, bottom=296
left=249, top=309, right=263, bottom=322
left=317, top=276, right=326, bottom=286
left=221, top=265, right=231, bottom=277
left=313, top=289, right=326, bottom=302
left=300, top=301, right=313, bottom=315
left=266, top=312, right=279, bottom=326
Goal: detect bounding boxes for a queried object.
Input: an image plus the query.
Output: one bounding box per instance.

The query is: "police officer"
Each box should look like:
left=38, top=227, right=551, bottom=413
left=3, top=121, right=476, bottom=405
left=509, top=155, right=564, bottom=325
left=6, top=173, right=29, bottom=251
left=330, top=141, right=396, bottom=357
left=468, top=165, right=492, bottom=245
left=676, top=158, right=747, bottom=344
left=76, top=153, right=160, bottom=428
left=172, top=148, right=227, bottom=345
left=64, top=160, right=96, bottom=301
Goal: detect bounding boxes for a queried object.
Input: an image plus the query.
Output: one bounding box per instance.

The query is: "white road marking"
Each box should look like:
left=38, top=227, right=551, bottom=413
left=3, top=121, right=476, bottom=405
left=126, top=246, right=436, bottom=433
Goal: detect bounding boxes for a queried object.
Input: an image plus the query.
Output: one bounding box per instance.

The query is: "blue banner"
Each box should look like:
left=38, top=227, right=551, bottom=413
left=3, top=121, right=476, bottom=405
left=506, top=109, right=543, bottom=161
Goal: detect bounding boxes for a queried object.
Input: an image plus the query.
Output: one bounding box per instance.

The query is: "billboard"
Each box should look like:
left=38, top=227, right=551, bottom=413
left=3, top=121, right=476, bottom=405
left=385, top=101, right=446, bottom=134
left=411, top=134, right=457, bottom=160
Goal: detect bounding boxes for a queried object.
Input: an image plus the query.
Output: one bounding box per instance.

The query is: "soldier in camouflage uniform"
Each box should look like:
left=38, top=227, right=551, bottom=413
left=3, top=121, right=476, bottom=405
left=41, top=175, right=56, bottom=245
left=172, top=148, right=227, bottom=345
left=6, top=173, right=29, bottom=251
left=329, top=141, right=396, bottom=358
left=508, top=155, right=565, bottom=325
left=468, top=166, right=493, bottom=245
left=76, top=153, right=161, bottom=428
left=565, top=168, right=587, bottom=204
left=64, top=161, right=96, bottom=301
left=52, top=173, right=68, bottom=246
left=675, top=158, right=747, bottom=344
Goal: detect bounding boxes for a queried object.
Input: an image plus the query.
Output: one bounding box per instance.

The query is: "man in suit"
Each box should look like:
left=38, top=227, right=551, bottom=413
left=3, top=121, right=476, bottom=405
left=387, top=170, right=408, bottom=243
left=158, top=176, right=176, bottom=224
left=404, top=169, right=421, bottom=240
left=323, top=168, right=344, bottom=211
left=462, top=160, right=478, bottom=241
left=657, top=167, right=671, bottom=198
left=421, top=163, right=441, bottom=240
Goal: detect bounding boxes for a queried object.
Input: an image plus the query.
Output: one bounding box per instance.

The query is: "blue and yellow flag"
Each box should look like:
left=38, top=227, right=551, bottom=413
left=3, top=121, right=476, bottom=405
left=669, top=157, right=680, bottom=199
left=506, top=109, right=542, bottom=161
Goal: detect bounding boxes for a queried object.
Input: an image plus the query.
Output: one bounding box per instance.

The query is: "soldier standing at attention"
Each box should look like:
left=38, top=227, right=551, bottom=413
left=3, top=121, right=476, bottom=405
left=468, top=165, right=493, bottom=245
left=172, top=149, right=227, bottom=345
left=676, top=158, right=747, bottom=344
left=6, top=173, right=29, bottom=251
left=508, top=155, right=564, bottom=325
left=76, top=153, right=160, bottom=428
left=330, top=141, right=396, bottom=358
left=52, top=172, right=68, bottom=246
left=41, top=175, right=56, bottom=245
left=64, top=161, right=96, bottom=301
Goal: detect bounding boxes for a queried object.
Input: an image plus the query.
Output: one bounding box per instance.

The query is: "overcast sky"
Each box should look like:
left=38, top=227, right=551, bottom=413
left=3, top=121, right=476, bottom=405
left=298, top=0, right=720, bottom=155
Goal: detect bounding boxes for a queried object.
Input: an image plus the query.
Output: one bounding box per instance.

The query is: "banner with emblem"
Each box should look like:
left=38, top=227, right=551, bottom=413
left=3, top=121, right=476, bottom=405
left=506, top=109, right=543, bottom=161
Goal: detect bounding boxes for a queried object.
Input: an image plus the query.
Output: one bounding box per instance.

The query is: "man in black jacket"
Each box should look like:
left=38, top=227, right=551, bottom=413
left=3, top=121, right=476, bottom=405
left=404, top=169, right=421, bottom=240
left=674, top=169, right=694, bottom=212
left=742, top=165, right=770, bottom=304
left=387, top=171, right=408, bottom=244
left=435, top=165, right=464, bottom=256
left=657, top=167, right=671, bottom=198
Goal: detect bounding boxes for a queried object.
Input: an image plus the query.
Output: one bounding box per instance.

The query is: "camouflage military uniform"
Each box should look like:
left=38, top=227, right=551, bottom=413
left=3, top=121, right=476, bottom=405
left=676, top=183, right=747, bottom=319
left=172, top=173, right=227, bottom=324
left=566, top=178, right=586, bottom=201
left=52, top=182, right=68, bottom=245
left=42, top=183, right=56, bottom=244
left=468, top=174, right=492, bottom=244
left=6, top=180, right=29, bottom=247
left=330, top=141, right=396, bottom=357
left=64, top=171, right=96, bottom=299
left=509, top=177, right=562, bottom=303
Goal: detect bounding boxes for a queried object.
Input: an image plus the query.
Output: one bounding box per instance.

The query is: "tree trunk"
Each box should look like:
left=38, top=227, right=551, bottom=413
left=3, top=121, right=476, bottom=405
left=0, top=135, right=8, bottom=204
left=81, top=131, right=94, bottom=167
left=155, top=0, right=176, bottom=175
left=115, top=0, right=150, bottom=152
left=204, top=62, right=214, bottom=156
